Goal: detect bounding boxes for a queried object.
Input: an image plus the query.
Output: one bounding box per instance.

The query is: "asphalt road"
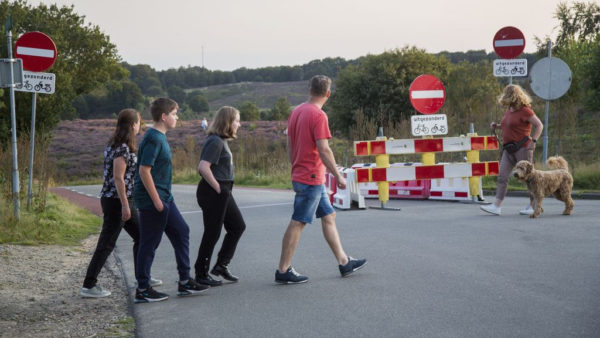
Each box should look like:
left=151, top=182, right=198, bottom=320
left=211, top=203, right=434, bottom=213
left=69, top=184, right=600, bottom=338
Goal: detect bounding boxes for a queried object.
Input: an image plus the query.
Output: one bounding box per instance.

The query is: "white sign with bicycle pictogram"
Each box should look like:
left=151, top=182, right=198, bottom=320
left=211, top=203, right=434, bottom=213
left=411, top=114, right=448, bottom=136
left=493, top=59, right=527, bottom=77
left=15, top=70, right=55, bottom=94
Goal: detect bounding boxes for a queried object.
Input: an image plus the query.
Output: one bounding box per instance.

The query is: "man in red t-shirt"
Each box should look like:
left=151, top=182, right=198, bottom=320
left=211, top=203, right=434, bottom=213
left=275, top=75, right=367, bottom=284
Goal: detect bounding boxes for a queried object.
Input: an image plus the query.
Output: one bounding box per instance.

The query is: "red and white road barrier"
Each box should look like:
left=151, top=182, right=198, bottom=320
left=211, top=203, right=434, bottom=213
left=352, top=163, right=431, bottom=199
left=356, top=162, right=499, bottom=183
left=354, top=136, right=498, bottom=156
left=428, top=177, right=483, bottom=201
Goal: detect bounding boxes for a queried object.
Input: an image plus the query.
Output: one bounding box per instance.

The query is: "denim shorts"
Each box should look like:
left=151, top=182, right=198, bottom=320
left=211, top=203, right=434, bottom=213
left=291, top=181, right=335, bottom=224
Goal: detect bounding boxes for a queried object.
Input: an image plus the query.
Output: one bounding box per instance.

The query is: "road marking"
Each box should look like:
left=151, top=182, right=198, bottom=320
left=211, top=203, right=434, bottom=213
left=180, top=202, right=292, bottom=214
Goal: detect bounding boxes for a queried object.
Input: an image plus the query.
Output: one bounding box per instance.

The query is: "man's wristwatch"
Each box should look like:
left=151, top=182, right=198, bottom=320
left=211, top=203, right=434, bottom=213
left=532, top=138, right=537, bottom=143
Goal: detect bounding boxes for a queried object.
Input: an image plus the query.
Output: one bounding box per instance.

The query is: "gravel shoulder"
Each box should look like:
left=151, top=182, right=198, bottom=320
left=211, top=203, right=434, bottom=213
left=0, top=189, right=134, bottom=338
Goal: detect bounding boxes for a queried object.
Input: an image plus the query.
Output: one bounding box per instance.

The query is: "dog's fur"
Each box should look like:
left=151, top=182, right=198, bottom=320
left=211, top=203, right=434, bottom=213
left=513, top=156, right=574, bottom=218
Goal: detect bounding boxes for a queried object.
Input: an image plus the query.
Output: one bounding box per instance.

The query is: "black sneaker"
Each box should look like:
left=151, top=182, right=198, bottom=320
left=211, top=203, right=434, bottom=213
left=134, top=287, right=169, bottom=303
left=211, top=264, right=239, bottom=282
left=339, top=256, right=367, bottom=277
left=177, top=279, right=209, bottom=296
left=196, top=274, right=223, bottom=287
left=275, top=267, right=308, bottom=284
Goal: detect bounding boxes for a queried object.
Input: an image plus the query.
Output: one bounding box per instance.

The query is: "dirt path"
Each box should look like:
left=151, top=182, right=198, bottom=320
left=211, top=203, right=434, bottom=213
left=0, top=188, right=133, bottom=337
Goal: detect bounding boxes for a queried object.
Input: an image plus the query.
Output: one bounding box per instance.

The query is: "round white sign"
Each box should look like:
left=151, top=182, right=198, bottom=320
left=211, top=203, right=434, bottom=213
left=529, top=57, right=571, bottom=100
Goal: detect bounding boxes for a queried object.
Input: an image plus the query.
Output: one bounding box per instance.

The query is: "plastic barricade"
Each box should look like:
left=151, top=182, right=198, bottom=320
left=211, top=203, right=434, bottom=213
left=427, top=162, right=483, bottom=201
left=332, top=168, right=366, bottom=209
left=351, top=163, right=431, bottom=200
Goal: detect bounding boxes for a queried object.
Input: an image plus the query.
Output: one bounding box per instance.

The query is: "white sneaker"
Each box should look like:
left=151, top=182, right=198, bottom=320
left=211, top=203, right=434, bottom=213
left=519, top=205, right=534, bottom=215
left=135, top=277, right=163, bottom=288
left=480, top=204, right=501, bottom=215
left=150, top=277, right=163, bottom=287
left=80, top=285, right=111, bottom=298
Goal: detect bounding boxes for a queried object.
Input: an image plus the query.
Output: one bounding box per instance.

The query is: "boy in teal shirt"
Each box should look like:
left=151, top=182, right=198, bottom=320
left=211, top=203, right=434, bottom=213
left=133, top=98, right=207, bottom=303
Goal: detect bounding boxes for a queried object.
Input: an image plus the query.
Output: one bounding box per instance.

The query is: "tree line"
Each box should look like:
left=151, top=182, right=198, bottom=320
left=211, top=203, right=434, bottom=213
left=60, top=48, right=540, bottom=121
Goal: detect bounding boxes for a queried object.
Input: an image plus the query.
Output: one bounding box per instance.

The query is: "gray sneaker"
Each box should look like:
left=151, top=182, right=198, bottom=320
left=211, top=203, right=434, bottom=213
left=135, top=277, right=163, bottom=288
left=80, top=285, right=111, bottom=298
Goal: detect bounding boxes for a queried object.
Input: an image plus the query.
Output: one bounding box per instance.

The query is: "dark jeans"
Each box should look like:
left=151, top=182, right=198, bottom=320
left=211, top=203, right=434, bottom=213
left=194, top=179, right=246, bottom=276
left=83, top=197, right=139, bottom=289
left=135, top=199, right=191, bottom=290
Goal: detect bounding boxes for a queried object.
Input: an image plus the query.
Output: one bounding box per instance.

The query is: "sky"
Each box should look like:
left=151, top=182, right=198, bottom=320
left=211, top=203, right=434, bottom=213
left=35, top=0, right=567, bottom=71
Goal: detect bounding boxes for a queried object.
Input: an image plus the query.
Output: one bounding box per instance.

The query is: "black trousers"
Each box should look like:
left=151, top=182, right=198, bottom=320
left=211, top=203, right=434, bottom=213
left=194, top=179, right=246, bottom=276
left=83, top=197, right=139, bottom=289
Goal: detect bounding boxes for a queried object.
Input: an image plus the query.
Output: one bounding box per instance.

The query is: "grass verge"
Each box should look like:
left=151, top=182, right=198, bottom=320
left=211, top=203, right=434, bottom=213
left=0, top=193, right=101, bottom=245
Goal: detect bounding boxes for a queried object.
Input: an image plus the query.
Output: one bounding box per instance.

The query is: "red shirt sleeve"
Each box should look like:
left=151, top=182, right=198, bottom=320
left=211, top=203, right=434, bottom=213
left=313, top=112, right=332, bottom=141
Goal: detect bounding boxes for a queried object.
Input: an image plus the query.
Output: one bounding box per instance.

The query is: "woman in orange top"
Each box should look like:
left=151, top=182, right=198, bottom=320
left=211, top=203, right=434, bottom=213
left=481, top=84, right=543, bottom=216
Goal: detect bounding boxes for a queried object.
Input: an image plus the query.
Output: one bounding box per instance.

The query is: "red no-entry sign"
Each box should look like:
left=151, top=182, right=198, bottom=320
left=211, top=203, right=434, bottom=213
left=493, top=26, right=525, bottom=59
left=409, top=74, right=446, bottom=115
left=14, top=32, right=57, bottom=72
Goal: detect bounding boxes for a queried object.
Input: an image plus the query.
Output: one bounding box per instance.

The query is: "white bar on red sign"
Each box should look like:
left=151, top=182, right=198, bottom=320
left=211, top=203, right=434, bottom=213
left=443, top=163, right=473, bottom=178
left=494, top=39, right=524, bottom=47
left=410, top=90, right=444, bottom=99
left=386, top=139, right=415, bottom=154
left=16, top=46, right=55, bottom=58
left=386, top=166, right=417, bottom=181
left=442, top=137, right=472, bottom=152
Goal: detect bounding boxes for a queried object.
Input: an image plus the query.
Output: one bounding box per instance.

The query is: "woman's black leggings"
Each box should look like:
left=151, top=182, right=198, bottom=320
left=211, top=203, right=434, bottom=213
left=194, top=179, right=246, bottom=276
left=83, top=197, right=139, bottom=289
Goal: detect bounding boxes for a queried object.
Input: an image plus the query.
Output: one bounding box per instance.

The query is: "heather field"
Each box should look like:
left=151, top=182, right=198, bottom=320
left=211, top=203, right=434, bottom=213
left=46, top=119, right=600, bottom=190
left=49, top=119, right=289, bottom=183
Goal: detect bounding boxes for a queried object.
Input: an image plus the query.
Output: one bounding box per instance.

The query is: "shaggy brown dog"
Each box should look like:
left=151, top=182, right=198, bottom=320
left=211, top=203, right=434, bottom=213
left=513, top=156, right=574, bottom=218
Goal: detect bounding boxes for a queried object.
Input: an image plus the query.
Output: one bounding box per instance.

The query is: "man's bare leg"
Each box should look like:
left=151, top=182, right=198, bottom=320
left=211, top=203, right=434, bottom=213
left=321, top=213, right=348, bottom=266
left=277, top=220, right=306, bottom=272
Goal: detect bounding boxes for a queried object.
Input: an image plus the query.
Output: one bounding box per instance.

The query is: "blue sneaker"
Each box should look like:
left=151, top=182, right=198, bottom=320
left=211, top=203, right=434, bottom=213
left=275, top=267, right=308, bottom=284
left=339, top=256, right=367, bottom=277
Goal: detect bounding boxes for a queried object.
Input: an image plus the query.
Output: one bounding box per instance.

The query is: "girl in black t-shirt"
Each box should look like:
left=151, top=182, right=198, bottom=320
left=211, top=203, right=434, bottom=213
left=194, top=106, right=246, bottom=286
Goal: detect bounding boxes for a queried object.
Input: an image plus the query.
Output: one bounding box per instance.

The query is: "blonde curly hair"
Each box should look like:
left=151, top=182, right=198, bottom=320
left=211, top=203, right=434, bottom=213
left=498, top=84, right=532, bottom=109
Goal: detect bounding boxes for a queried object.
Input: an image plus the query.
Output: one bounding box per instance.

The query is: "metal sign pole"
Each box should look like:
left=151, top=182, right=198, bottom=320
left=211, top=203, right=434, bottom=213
left=27, top=93, right=37, bottom=210
left=6, top=22, right=20, bottom=220
left=542, top=41, right=552, bottom=163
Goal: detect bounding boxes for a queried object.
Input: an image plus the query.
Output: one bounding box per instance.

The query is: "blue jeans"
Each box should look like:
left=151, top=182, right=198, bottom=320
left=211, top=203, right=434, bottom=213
left=136, top=199, right=191, bottom=289
left=291, top=182, right=335, bottom=224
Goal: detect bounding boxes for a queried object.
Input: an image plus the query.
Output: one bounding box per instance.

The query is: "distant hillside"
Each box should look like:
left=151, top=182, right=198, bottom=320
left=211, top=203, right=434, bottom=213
left=191, top=81, right=308, bottom=110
